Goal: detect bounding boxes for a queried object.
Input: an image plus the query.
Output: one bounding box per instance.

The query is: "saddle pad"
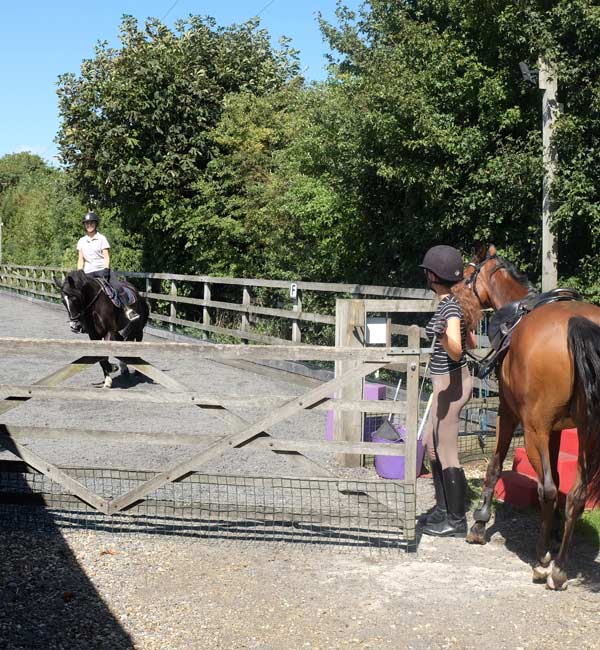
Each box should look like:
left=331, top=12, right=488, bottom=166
left=94, top=278, right=135, bottom=308
left=120, top=286, right=137, bottom=306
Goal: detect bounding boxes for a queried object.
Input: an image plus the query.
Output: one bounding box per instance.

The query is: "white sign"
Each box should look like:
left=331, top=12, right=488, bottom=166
left=290, top=282, right=298, bottom=299
left=366, top=317, right=388, bottom=345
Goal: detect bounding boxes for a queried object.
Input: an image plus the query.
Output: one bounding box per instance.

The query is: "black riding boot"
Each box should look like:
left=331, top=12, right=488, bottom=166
left=417, top=459, right=447, bottom=525
left=421, top=467, right=467, bottom=538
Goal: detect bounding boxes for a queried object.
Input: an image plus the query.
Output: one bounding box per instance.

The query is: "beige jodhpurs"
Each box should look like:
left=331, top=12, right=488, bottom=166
left=422, top=365, right=472, bottom=470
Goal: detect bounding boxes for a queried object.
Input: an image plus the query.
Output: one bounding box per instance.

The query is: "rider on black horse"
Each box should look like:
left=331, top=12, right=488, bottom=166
left=70, top=210, right=139, bottom=333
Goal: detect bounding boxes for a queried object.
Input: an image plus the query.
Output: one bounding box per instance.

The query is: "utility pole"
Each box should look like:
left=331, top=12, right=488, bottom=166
left=0, top=220, right=3, bottom=264
left=539, top=59, right=559, bottom=291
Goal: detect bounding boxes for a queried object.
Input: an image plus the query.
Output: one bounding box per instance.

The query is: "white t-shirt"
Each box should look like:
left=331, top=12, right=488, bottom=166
left=77, top=232, right=110, bottom=273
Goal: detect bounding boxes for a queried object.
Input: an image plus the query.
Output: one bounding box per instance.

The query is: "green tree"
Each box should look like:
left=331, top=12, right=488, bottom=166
left=315, top=0, right=545, bottom=285
left=0, top=152, right=48, bottom=194
left=56, top=14, right=300, bottom=272
left=0, top=157, right=85, bottom=266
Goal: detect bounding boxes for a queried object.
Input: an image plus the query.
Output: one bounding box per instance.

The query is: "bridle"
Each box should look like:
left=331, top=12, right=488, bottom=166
left=464, top=253, right=499, bottom=308
left=462, top=253, right=500, bottom=364
left=62, top=283, right=103, bottom=321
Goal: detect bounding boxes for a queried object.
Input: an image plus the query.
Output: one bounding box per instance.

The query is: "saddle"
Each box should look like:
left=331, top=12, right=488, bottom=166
left=94, top=278, right=137, bottom=309
left=474, top=288, right=582, bottom=379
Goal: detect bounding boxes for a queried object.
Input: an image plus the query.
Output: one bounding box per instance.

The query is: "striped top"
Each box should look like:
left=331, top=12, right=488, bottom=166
left=425, top=294, right=467, bottom=375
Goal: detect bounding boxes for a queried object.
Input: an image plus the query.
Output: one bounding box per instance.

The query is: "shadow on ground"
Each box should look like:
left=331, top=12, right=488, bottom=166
left=0, top=466, right=133, bottom=649
left=467, top=478, right=600, bottom=592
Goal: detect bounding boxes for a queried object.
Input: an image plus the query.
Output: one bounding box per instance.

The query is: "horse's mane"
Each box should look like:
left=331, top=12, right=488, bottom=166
left=492, top=256, right=536, bottom=294
left=62, top=270, right=92, bottom=296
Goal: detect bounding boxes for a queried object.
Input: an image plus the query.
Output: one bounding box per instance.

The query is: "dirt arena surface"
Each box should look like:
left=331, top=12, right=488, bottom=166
left=0, top=292, right=599, bottom=650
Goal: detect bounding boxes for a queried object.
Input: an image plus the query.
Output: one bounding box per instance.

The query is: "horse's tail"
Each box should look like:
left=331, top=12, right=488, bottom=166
left=567, top=316, right=600, bottom=501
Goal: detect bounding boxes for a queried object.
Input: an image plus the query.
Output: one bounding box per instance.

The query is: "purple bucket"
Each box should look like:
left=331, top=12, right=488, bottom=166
left=373, top=424, right=425, bottom=480
left=325, top=383, right=387, bottom=441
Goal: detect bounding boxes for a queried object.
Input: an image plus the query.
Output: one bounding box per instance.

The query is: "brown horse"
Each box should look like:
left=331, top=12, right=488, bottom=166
left=464, top=244, right=600, bottom=590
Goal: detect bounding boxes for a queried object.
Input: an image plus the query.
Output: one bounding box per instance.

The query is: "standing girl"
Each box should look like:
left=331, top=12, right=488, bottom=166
left=418, top=245, right=479, bottom=537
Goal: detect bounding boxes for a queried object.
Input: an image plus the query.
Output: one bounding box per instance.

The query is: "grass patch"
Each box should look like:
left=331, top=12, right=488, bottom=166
left=576, top=508, right=600, bottom=545
left=467, top=478, right=600, bottom=545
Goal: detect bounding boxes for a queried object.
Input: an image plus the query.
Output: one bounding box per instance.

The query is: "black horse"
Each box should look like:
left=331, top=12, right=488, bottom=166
left=56, top=270, right=149, bottom=387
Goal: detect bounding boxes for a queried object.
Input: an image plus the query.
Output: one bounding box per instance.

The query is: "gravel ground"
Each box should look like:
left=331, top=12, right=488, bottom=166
left=1, top=292, right=599, bottom=650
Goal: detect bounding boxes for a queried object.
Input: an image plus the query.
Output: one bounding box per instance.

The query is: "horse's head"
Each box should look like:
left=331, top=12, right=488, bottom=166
left=57, top=270, right=89, bottom=321
left=463, top=244, right=530, bottom=310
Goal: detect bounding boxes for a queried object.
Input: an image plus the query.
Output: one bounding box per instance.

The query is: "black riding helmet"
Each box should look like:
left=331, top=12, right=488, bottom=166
left=420, top=245, right=464, bottom=283
left=82, top=211, right=99, bottom=226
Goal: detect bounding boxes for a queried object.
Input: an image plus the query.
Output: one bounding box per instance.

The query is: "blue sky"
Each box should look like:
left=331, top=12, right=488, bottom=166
left=0, top=0, right=361, bottom=164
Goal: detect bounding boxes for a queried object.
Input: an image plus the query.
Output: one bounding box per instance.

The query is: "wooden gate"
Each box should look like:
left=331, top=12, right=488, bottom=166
left=0, top=337, right=422, bottom=548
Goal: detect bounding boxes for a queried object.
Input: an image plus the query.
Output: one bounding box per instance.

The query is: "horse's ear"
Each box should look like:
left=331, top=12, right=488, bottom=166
left=488, top=244, right=497, bottom=257
left=67, top=276, right=75, bottom=288
left=52, top=274, right=62, bottom=290
left=472, top=242, right=487, bottom=262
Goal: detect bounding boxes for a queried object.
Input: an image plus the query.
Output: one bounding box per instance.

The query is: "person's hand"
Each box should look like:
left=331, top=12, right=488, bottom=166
left=103, top=268, right=111, bottom=280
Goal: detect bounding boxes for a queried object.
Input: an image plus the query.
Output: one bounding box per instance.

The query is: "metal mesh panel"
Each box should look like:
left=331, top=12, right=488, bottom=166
left=0, top=467, right=416, bottom=551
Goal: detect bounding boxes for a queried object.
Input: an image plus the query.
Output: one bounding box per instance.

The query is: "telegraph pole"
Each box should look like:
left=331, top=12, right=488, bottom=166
left=539, top=59, right=559, bottom=291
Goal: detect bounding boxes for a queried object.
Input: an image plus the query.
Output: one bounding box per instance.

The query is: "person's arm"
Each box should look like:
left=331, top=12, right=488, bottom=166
left=466, top=329, right=477, bottom=350
left=439, top=316, right=463, bottom=361
left=77, top=250, right=84, bottom=270
left=102, top=249, right=110, bottom=269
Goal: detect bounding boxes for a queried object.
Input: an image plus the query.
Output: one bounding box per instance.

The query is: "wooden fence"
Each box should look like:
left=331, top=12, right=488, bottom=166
left=0, top=263, right=434, bottom=345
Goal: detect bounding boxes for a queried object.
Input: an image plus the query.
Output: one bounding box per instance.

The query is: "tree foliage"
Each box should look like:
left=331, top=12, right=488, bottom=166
left=3, top=2, right=598, bottom=298
left=56, top=15, right=300, bottom=272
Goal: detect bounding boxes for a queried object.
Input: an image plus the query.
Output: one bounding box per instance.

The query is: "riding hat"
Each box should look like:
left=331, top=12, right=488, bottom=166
left=420, top=245, right=464, bottom=283
left=82, top=211, right=99, bottom=225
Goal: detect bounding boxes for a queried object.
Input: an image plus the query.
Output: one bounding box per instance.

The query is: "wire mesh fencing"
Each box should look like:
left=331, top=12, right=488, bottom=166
left=0, top=464, right=416, bottom=551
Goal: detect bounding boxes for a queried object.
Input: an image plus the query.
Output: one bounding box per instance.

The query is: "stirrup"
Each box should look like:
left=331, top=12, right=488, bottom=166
left=124, top=307, right=140, bottom=322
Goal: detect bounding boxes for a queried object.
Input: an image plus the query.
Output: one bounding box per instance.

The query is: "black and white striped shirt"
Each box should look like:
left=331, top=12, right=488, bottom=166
left=425, top=295, right=467, bottom=375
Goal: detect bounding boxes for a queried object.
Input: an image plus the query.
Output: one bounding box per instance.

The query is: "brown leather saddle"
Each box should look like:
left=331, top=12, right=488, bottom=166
left=474, top=288, right=582, bottom=379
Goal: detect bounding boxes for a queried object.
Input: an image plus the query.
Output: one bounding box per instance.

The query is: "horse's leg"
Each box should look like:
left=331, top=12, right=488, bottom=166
left=466, top=397, right=519, bottom=545
left=88, top=330, right=113, bottom=388
left=546, top=460, right=587, bottom=590
left=523, top=428, right=560, bottom=582
left=100, top=330, right=122, bottom=388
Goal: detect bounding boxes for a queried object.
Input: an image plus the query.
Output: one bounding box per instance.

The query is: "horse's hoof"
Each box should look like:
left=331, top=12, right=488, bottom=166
left=546, top=564, right=568, bottom=591
left=532, top=563, right=552, bottom=582
left=103, top=376, right=113, bottom=389
left=465, top=523, right=487, bottom=545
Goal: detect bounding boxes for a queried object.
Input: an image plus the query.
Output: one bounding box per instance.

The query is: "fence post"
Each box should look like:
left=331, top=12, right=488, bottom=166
left=404, top=324, right=420, bottom=484
left=203, top=282, right=212, bottom=340
left=169, top=281, right=177, bottom=333
left=333, top=298, right=366, bottom=467
left=292, top=288, right=302, bottom=344
left=144, top=277, right=151, bottom=312
left=241, top=285, right=251, bottom=344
